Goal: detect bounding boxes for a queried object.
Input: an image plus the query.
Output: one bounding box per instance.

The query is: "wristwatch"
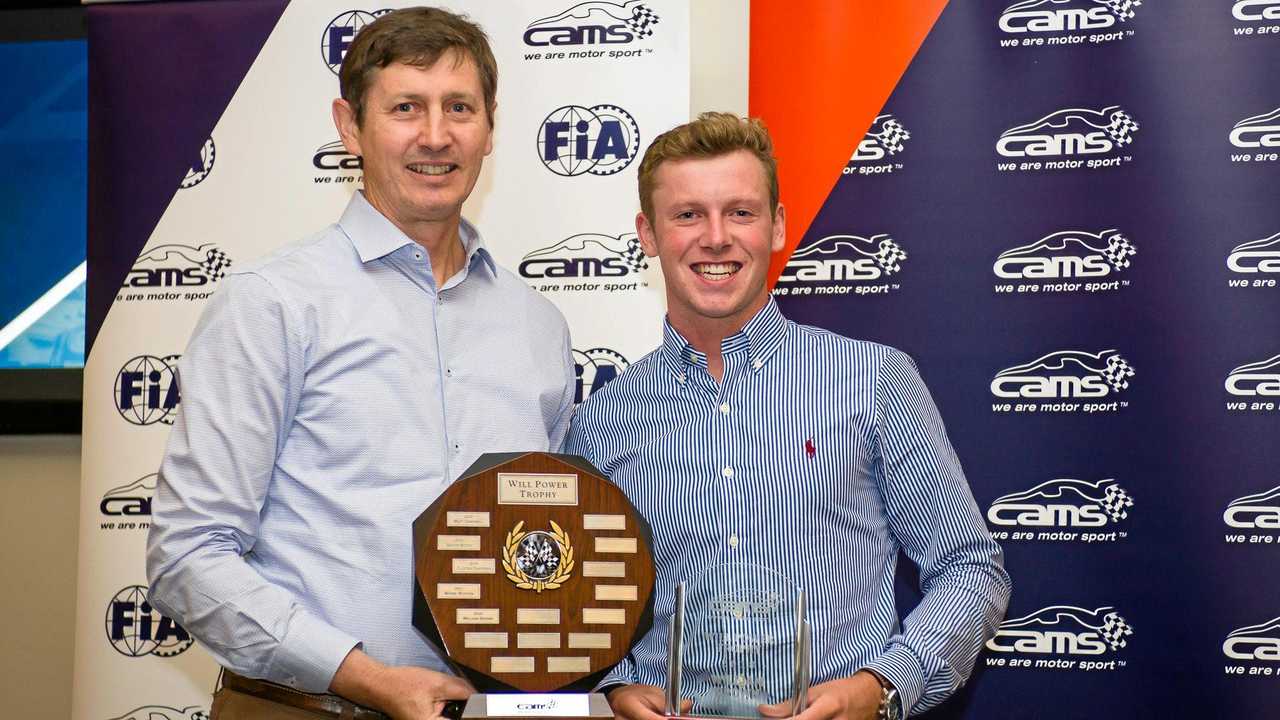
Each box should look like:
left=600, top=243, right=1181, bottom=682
left=863, top=669, right=903, bottom=720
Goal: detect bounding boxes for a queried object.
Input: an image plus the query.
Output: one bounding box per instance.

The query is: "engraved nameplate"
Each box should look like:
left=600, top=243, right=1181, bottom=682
left=517, top=608, right=562, bottom=625
left=547, top=656, right=591, bottom=673
left=491, top=657, right=536, bottom=673
left=517, top=632, right=561, bottom=649
left=452, top=558, right=495, bottom=574
left=567, top=633, right=612, bottom=649
left=582, top=608, right=626, bottom=625
left=457, top=608, right=500, bottom=625
left=582, top=514, right=626, bottom=531
left=437, top=583, right=481, bottom=600
left=437, top=535, right=481, bottom=551
left=582, top=561, right=627, bottom=578
left=594, top=585, right=638, bottom=602
left=497, top=473, right=579, bottom=506
left=447, top=511, right=490, bottom=528
left=464, top=632, right=509, bottom=649
left=594, top=537, right=637, bottom=554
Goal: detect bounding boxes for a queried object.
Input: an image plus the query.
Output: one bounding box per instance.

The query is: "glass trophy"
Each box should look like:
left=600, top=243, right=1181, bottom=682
left=666, top=563, right=811, bottom=719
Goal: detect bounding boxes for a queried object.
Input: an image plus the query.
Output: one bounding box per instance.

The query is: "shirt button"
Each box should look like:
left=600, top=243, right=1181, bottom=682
left=413, top=252, right=422, bottom=260
left=446, top=368, right=452, bottom=377
left=728, top=533, right=739, bottom=548
left=721, top=466, right=733, bottom=478
left=752, top=358, right=763, bottom=370
left=719, top=403, right=730, bottom=415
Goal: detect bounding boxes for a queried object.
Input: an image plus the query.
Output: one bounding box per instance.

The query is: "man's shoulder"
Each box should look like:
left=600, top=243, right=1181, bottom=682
left=229, top=224, right=352, bottom=283
left=574, top=346, right=664, bottom=418
left=488, top=262, right=569, bottom=329
left=786, top=320, right=905, bottom=366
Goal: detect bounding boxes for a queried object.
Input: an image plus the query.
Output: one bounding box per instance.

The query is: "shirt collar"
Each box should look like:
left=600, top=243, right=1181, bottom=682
left=337, top=191, right=496, bottom=276
left=660, top=297, right=789, bottom=379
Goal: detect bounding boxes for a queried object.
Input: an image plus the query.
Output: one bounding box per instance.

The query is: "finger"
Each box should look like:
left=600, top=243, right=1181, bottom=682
left=757, top=701, right=793, bottom=718
left=436, top=674, right=476, bottom=699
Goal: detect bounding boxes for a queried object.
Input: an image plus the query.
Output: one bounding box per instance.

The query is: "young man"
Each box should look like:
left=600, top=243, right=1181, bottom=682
left=146, top=9, right=574, bottom=719
left=567, top=113, right=1010, bottom=720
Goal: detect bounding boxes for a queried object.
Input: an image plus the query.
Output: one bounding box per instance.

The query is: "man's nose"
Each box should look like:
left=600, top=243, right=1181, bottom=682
left=418, top=112, right=449, bottom=151
left=702, top=215, right=732, bottom=250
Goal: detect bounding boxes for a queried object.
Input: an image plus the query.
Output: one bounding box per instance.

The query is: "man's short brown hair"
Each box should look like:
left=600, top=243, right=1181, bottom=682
left=339, top=7, right=498, bottom=126
left=637, top=112, right=779, bottom=221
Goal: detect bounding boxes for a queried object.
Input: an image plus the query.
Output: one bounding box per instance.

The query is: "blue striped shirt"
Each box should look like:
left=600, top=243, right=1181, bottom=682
left=566, top=299, right=1009, bottom=717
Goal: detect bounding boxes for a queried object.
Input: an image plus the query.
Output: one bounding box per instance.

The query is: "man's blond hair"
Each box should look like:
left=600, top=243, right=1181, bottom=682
left=637, top=112, right=779, bottom=221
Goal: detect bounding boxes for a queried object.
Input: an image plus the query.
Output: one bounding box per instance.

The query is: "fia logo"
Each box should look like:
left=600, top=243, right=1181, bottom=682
left=1229, top=108, right=1280, bottom=156
left=179, top=138, right=215, bottom=190
left=1225, top=354, right=1280, bottom=405
left=538, top=104, right=639, bottom=176
left=123, top=244, right=232, bottom=291
left=1233, top=0, right=1280, bottom=22
left=114, top=355, right=181, bottom=426
left=1224, top=617, right=1280, bottom=663
left=520, top=233, right=647, bottom=279
left=1228, top=232, right=1280, bottom=276
left=776, top=234, right=907, bottom=298
left=1224, top=486, right=1280, bottom=531
left=105, top=585, right=193, bottom=658
left=107, top=706, right=208, bottom=720
left=321, top=10, right=390, bottom=75
left=987, top=479, right=1132, bottom=541
left=998, top=0, right=1141, bottom=34
left=992, top=349, right=1134, bottom=400
left=524, top=1, right=660, bottom=47
left=997, top=106, right=1138, bottom=171
left=100, top=474, right=155, bottom=518
left=987, top=606, right=1132, bottom=669
left=575, top=348, right=628, bottom=404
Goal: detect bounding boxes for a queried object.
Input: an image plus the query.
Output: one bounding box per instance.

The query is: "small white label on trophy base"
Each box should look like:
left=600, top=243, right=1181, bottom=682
left=582, top=561, right=626, bottom=578
left=547, top=657, right=592, bottom=673
left=437, top=583, right=481, bottom=600
left=516, top=608, right=561, bottom=625
left=517, top=632, right=561, bottom=649
left=447, top=511, right=490, bottom=527
left=437, top=535, right=482, bottom=551
left=582, top=514, right=626, bottom=530
left=593, top=537, right=637, bottom=554
left=594, top=585, right=638, bottom=601
left=464, top=632, right=509, bottom=649
left=497, top=473, right=579, bottom=506
left=567, top=633, right=612, bottom=649
left=582, top=608, right=626, bottom=624
left=457, top=608, right=500, bottom=624
left=490, top=657, right=536, bottom=674
left=486, top=693, right=590, bottom=717
left=452, top=558, right=496, bottom=574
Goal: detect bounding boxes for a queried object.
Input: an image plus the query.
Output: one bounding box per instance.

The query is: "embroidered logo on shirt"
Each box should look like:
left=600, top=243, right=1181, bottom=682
left=805, top=438, right=816, bottom=459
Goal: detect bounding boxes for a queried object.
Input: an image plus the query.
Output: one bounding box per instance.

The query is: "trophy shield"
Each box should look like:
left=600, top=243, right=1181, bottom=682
left=673, top=563, right=810, bottom=719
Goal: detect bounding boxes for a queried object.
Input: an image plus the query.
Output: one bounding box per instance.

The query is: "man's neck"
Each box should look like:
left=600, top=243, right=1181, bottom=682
left=669, top=304, right=763, bottom=383
left=363, top=192, right=468, bottom=288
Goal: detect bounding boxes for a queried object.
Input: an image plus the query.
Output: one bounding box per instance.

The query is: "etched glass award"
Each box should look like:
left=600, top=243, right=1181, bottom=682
left=667, top=563, right=811, bottom=719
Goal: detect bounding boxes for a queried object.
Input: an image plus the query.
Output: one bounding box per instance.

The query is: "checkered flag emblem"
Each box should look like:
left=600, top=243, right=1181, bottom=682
left=1104, top=110, right=1140, bottom=146
left=202, top=248, right=232, bottom=281
left=875, top=118, right=911, bottom=155
left=1100, top=612, right=1133, bottom=650
left=620, top=235, right=648, bottom=272
left=1101, top=354, right=1135, bottom=391
left=626, top=4, right=660, bottom=38
left=1099, top=483, right=1133, bottom=521
left=1102, top=0, right=1141, bottom=21
left=874, top=238, right=908, bottom=275
left=1102, top=233, right=1137, bottom=270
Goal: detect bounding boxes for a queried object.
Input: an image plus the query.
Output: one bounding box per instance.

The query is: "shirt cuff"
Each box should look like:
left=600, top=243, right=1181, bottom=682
left=861, top=646, right=926, bottom=718
left=271, top=610, right=362, bottom=693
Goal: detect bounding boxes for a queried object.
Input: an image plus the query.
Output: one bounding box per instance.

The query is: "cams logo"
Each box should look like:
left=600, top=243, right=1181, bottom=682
left=520, top=232, right=648, bottom=293
left=321, top=10, right=391, bottom=74
left=1232, top=0, right=1280, bottom=35
left=988, top=478, right=1133, bottom=543
left=991, top=349, right=1134, bottom=413
left=313, top=139, right=362, bottom=186
left=1224, top=486, right=1280, bottom=544
left=115, top=355, right=181, bottom=426
left=1227, top=232, right=1280, bottom=284
left=106, top=585, right=193, bottom=658
left=1225, top=354, right=1280, bottom=412
left=997, top=0, right=1141, bottom=47
left=996, top=106, right=1138, bottom=172
left=843, top=114, right=910, bottom=177
left=1224, top=617, right=1280, bottom=674
left=774, top=234, right=908, bottom=298
left=985, top=606, right=1132, bottom=671
left=538, top=104, right=639, bottom=176
left=117, top=244, right=232, bottom=304
left=179, top=138, right=215, bottom=190
left=523, top=1, right=659, bottom=61
left=108, top=706, right=208, bottom=720
left=1229, top=108, right=1280, bottom=163
left=100, top=474, right=154, bottom=530
left=993, top=229, right=1135, bottom=294
left=575, top=348, right=628, bottom=404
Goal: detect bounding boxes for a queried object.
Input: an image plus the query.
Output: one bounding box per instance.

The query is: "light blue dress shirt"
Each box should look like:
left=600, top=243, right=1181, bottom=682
left=147, top=192, right=575, bottom=693
left=567, top=299, right=1009, bottom=717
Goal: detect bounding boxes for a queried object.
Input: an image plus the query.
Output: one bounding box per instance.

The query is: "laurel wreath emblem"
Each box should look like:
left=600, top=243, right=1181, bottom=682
left=503, top=520, right=574, bottom=592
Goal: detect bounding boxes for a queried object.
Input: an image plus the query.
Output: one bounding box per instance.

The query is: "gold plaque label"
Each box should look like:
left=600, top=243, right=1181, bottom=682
left=547, top=657, right=592, bottom=673
left=464, top=632, right=508, bottom=649
left=490, top=657, right=535, bottom=674
left=437, top=535, right=482, bottom=551
left=516, top=608, right=561, bottom=624
left=437, top=583, right=481, bottom=600
left=582, top=514, right=626, bottom=530
left=447, top=512, right=490, bottom=528
left=567, top=633, right=612, bottom=649
left=457, top=608, right=500, bottom=624
left=582, top=608, right=627, bottom=625
left=452, top=558, right=496, bottom=574
left=582, top=561, right=627, bottom=578
left=594, top=584, right=639, bottom=601
left=497, top=473, right=579, bottom=506
left=516, top=632, right=561, bottom=649
left=594, top=537, right=638, bottom=554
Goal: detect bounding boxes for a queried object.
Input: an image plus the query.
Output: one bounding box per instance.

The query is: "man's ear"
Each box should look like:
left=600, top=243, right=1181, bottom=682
left=636, top=211, right=659, bottom=257
left=770, top=202, right=787, bottom=254
left=332, top=98, right=363, bottom=157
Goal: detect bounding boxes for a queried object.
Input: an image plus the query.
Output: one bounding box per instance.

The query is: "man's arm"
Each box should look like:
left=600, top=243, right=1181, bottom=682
left=550, top=320, right=576, bottom=452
